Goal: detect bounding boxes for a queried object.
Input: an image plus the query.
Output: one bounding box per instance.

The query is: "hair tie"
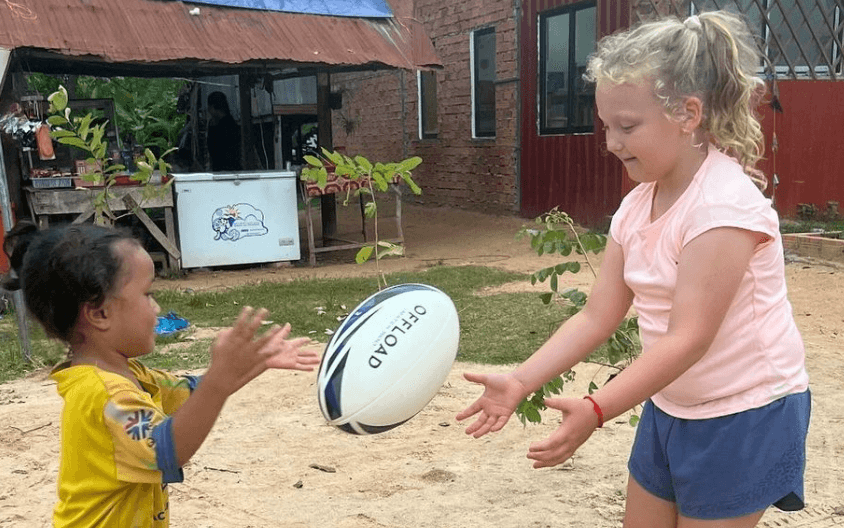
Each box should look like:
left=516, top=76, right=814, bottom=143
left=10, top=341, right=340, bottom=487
left=684, top=15, right=702, bottom=30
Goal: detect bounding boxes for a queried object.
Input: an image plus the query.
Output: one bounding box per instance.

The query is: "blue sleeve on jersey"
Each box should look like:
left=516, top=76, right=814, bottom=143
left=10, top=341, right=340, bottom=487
left=182, top=374, right=202, bottom=392
left=151, top=417, right=184, bottom=483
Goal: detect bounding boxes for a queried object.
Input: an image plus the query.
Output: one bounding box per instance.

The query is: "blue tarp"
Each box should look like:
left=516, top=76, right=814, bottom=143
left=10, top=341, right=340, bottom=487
left=186, top=0, right=393, bottom=17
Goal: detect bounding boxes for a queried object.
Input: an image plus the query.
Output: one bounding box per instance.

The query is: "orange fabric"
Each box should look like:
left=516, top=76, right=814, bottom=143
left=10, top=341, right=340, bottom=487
left=36, top=124, right=55, bottom=161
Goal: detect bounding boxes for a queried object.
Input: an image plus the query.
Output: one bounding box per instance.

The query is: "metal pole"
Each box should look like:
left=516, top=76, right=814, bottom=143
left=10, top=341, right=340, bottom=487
left=0, top=48, right=31, bottom=362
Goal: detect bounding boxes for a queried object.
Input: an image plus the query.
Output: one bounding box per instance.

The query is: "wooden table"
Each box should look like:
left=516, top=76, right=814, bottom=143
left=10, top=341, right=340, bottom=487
left=24, top=184, right=180, bottom=272
left=301, top=175, right=403, bottom=267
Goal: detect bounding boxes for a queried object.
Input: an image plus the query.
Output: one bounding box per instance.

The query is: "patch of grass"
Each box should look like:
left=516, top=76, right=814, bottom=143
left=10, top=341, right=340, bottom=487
left=152, top=265, right=531, bottom=336
left=0, top=265, right=580, bottom=382
left=456, top=291, right=563, bottom=364
left=0, top=316, right=67, bottom=384
left=779, top=217, right=844, bottom=234
left=142, top=339, right=214, bottom=372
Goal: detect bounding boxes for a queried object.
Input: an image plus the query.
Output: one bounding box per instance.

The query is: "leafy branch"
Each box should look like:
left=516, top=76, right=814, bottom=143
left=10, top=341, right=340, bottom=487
left=301, top=147, right=422, bottom=288
left=514, top=207, right=642, bottom=427
left=46, top=86, right=175, bottom=226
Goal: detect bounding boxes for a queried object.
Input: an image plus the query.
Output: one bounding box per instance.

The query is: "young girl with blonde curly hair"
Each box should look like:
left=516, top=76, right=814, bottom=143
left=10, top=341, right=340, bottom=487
left=458, top=10, right=810, bottom=527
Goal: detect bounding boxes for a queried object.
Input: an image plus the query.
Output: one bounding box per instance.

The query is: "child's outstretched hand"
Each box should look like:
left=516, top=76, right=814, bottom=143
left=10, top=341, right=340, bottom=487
left=526, top=397, right=599, bottom=468
left=169, top=308, right=317, bottom=467
left=262, top=323, right=320, bottom=371
left=456, top=372, right=526, bottom=438
left=207, top=307, right=311, bottom=395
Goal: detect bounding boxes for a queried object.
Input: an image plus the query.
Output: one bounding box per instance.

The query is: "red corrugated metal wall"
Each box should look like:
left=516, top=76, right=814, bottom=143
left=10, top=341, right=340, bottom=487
left=519, top=0, right=630, bottom=225
left=756, top=80, right=844, bottom=219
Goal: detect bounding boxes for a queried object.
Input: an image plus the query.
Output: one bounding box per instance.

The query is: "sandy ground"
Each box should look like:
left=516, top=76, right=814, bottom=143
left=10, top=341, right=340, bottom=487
left=1, top=202, right=843, bottom=527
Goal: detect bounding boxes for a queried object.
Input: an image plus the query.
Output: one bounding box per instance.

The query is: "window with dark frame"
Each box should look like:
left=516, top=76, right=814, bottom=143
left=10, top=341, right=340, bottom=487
left=418, top=70, right=438, bottom=139
left=691, top=0, right=844, bottom=78
left=539, top=2, right=596, bottom=135
left=472, top=27, right=496, bottom=138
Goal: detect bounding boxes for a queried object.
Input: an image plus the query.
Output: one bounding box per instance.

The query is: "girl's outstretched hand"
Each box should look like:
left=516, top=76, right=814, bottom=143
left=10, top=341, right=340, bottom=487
left=455, top=372, right=526, bottom=438
left=526, top=397, right=600, bottom=469
left=206, top=307, right=294, bottom=394
left=263, top=323, right=320, bottom=371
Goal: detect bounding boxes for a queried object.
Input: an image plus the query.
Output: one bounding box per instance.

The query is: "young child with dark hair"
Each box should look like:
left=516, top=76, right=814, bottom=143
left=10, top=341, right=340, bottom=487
left=3, top=222, right=319, bottom=527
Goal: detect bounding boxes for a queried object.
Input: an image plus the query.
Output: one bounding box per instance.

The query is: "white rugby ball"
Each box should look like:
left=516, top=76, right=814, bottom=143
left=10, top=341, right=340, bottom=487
left=317, top=283, right=460, bottom=435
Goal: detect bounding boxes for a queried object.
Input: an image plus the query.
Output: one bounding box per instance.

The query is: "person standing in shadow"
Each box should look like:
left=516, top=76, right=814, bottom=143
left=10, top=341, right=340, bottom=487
left=206, top=91, right=241, bottom=172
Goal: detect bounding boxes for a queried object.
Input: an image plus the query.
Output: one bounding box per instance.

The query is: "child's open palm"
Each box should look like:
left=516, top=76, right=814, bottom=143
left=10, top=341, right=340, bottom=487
left=208, top=307, right=315, bottom=395
left=456, top=372, right=526, bottom=437
left=169, top=307, right=318, bottom=466
left=263, top=323, right=319, bottom=371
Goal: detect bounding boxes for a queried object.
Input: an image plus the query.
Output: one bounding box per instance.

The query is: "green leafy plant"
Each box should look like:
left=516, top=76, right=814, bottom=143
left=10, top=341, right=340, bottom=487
left=514, top=207, right=642, bottom=427
left=28, top=74, right=186, bottom=151
left=46, top=86, right=175, bottom=226
left=82, top=77, right=186, bottom=152
left=301, top=147, right=422, bottom=287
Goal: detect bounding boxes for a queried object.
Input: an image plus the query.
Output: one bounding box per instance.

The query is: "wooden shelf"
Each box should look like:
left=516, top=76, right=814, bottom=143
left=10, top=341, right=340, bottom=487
left=23, top=185, right=179, bottom=272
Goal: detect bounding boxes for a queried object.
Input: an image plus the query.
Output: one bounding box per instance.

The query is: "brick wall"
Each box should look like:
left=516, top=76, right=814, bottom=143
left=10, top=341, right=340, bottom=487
left=330, top=0, right=520, bottom=214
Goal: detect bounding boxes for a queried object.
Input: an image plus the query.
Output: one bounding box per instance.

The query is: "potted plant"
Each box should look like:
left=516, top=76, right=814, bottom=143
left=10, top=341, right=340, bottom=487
left=301, top=148, right=422, bottom=287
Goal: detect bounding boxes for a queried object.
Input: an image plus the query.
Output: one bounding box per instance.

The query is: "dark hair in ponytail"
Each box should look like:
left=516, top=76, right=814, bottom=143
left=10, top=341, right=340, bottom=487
left=3, top=223, right=139, bottom=343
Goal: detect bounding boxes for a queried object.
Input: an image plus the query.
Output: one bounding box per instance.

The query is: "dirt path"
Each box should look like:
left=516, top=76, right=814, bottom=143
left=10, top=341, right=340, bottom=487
left=1, top=203, right=842, bottom=527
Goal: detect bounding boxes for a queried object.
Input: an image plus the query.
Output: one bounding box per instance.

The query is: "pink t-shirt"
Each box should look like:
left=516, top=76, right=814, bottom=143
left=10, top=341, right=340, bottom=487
left=610, top=148, right=808, bottom=419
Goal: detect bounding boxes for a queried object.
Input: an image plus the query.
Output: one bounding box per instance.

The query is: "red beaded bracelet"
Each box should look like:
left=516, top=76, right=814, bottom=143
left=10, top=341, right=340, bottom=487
left=584, top=396, right=604, bottom=428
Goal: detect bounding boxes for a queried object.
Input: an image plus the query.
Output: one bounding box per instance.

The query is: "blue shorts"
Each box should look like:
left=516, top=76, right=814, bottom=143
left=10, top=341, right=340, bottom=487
left=628, top=390, right=811, bottom=520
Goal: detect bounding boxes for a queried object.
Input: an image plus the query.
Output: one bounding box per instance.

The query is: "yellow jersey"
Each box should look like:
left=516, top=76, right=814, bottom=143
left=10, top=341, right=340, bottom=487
left=50, top=359, right=199, bottom=527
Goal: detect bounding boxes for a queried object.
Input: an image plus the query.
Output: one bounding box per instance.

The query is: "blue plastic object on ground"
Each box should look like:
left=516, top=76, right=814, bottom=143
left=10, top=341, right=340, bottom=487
left=156, top=311, right=190, bottom=336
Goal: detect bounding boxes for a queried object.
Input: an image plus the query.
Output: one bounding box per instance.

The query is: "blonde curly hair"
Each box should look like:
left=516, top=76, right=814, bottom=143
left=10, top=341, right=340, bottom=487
left=585, top=10, right=767, bottom=188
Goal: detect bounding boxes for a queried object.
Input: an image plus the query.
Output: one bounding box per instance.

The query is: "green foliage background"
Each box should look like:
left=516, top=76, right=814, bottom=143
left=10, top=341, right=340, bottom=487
left=27, top=73, right=186, bottom=151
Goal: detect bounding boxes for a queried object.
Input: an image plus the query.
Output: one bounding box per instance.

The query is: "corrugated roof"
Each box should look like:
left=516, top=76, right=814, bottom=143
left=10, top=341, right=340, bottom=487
left=1, top=0, right=441, bottom=77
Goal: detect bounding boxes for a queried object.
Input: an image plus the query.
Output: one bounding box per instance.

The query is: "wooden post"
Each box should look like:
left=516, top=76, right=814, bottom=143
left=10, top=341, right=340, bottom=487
left=238, top=74, right=258, bottom=170
left=0, top=48, right=31, bottom=361
left=189, top=82, right=201, bottom=170
left=316, top=71, right=336, bottom=238
left=121, top=192, right=181, bottom=261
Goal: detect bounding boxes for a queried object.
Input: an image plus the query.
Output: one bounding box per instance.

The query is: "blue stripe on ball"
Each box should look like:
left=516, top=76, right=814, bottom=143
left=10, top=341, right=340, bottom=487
left=358, top=418, right=412, bottom=435
left=337, top=423, right=358, bottom=435
left=324, top=354, right=348, bottom=420
left=324, top=308, right=381, bottom=373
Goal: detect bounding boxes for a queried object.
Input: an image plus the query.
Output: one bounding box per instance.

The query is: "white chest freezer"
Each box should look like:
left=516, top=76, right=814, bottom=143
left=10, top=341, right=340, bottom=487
left=172, top=171, right=300, bottom=268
